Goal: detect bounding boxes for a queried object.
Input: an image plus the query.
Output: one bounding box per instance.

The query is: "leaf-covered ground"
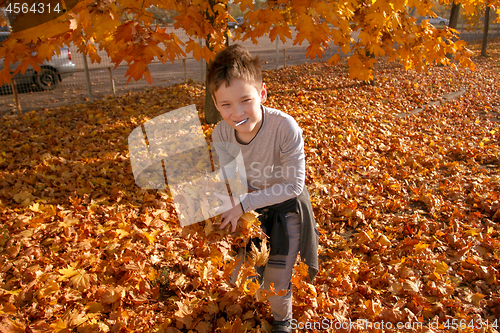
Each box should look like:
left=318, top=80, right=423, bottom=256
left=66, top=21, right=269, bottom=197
left=0, top=39, right=499, bottom=332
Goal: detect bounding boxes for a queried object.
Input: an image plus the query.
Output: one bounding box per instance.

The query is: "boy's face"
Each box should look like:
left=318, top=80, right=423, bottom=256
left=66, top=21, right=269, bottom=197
left=213, top=79, right=267, bottom=142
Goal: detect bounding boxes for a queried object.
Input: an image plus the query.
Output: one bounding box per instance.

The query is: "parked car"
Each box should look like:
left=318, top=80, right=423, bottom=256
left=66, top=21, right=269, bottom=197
left=421, top=16, right=449, bottom=26
left=0, top=28, right=76, bottom=92
left=228, top=17, right=244, bottom=29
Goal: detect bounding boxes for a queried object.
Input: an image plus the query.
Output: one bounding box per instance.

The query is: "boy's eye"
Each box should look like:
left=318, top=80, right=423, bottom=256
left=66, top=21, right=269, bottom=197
left=243, top=99, right=251, bottom=103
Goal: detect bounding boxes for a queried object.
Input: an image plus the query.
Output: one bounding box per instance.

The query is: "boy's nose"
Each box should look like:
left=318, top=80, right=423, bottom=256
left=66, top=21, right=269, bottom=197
left=233, top=105, right=245, bottom=117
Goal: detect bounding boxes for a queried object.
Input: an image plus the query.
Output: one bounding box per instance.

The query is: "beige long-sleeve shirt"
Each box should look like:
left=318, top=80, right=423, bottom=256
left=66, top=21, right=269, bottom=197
left=211, top=105, right=306, bottom=212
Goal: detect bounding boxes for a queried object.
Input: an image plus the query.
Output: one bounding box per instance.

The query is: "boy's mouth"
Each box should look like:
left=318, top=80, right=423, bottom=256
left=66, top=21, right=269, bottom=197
left=235, top=118, right=249, bottom=126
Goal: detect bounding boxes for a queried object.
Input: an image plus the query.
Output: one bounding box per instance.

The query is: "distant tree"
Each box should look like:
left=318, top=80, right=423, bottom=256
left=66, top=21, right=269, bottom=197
left=447, top=1, right=497, bottom=56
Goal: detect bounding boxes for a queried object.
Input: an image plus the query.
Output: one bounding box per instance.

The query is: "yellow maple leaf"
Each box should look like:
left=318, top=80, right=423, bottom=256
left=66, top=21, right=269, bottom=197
left=141, top=231, right=156, bottom=244
left=37, top=280, right=60, bottom=299
left=471, top=292, right=486, bottom=306
left=84, top=43, right=101, bottom=64
left=29, top=202, right=41, bottom=212
left=414, top=242, right=429, bottom=253
left=0, top=302, right=17, bottom=315
left=175, top=298, right=196, bottom=318
left=91, top=12, right=120, bottom=42
left=69, top=270, right=93, bottom=291
left=239, top=211, right=259, bottom=230
left=115, top=228, right=130, bottom=239
left=58, top=265, right=79, bottom=281
left=63, top=309, right=87, bottom=328
left=59, top=215, right=80, bottom=228
left=369, top=43, right=386, bottom=57
left=248, top=238, right=269, bottom=267
left=85, top=301, right=105, bottom=313
left=243, top=278, right=260, bottom=296
left=147, top=268, right=158, bottom=281
left=50, top=318, right=67, bottom=333
left=434, top=261, right=448, bottom=274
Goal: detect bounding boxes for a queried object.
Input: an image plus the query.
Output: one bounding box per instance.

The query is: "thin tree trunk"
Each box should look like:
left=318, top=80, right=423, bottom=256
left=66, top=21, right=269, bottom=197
left=446, top=3, right=461, bottom=60
left=203, top=0, right=223, bottom=124
left=449, top=2, right=461, bottom=29
left=204, top=83, right=222, bottom=124
left=481, top=6, right=490, bottom=56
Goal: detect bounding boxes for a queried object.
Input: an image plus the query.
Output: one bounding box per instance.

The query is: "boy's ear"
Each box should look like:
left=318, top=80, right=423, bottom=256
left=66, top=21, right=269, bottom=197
left=211, top=94, right=220, bottom=111
left=260, top=82, right=267, bottom=104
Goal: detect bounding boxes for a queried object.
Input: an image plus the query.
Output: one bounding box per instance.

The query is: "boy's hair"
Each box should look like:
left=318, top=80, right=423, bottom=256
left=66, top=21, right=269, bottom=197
left=207, top=44, right=262, bottom=98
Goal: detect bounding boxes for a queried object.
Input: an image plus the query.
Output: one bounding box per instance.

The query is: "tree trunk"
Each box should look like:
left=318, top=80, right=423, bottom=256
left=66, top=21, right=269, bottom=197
left=481, top=6, right=490, bottom=56
left=204, top=82, right=222, bottom=124
left=446, top=3, right=461, bottom=60
left=203, top=0, right=223, bottom=124
left=203, top=41, right=222, bottom=124
left=449, top=2, right=461, bottom=29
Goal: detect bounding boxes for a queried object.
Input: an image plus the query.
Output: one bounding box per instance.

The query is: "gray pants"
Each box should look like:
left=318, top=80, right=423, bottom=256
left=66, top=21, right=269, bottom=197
left=231, top=212, right=300, bottom=321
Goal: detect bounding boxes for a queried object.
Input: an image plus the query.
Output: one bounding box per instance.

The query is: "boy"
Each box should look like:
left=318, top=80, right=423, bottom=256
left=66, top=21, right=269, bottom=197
left=208, top=44, right=318, bottom=333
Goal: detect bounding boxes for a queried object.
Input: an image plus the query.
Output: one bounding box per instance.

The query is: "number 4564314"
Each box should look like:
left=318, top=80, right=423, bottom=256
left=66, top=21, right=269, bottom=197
left=443, top=319, right=498, bottom=330
left=5, top=2, right=64, bottom=14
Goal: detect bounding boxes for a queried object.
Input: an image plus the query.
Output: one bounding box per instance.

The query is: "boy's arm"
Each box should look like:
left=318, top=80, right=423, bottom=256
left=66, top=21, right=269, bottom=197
left=240, top=117, right=305, bottom=212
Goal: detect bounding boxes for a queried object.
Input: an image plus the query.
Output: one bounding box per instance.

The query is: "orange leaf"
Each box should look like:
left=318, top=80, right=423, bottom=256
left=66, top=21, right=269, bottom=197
left=186, top=40, right=203, bottom=61
left=125, top=62, right=149, bottom=84
left=144, top=68, right=153, bottom=85
left=114, top=21, right=136, bottom=42
left=270, top=25, right=292, bottom=43
left=237, top=0, right=254, bottom=11
left=14, top=57, right=41, bottom=76
left=0, top=318, right=25, bottom=333
left=101, top=286, right=124, bottom=304
left=327, top=53, right=341, bottom=65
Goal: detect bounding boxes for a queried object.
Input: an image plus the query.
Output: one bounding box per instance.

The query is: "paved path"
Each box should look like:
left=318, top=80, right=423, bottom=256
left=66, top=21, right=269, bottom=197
left=397, top=89, right=500, bottom=123
left=396, top=90, right=468, bottom=118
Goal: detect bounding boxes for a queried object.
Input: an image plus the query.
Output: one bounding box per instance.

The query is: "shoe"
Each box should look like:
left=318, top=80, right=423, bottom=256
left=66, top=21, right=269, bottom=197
left=272, top=320, right=292, bottom=333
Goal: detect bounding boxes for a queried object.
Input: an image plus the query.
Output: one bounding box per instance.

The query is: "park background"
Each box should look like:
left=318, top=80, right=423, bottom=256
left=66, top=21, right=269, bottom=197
left=1, top=0, right=499, bottom=115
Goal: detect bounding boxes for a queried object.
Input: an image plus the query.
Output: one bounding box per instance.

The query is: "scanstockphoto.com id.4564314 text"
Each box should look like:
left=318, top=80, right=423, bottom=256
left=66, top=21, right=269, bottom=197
left=290, top=318, right=499, bottom=331
left=290, top=319, right=424, bottom=331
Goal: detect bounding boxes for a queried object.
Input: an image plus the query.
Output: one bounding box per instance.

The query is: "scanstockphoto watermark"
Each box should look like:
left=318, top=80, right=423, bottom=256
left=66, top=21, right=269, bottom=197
left=249, top=162, right=303, bottom=181
left=128, top=104, right=247, bottom=226
left=128, top=104, right=308, bottom=227
left=290, top=318, right=424, bottom=331
left=248, top=161, right=304, bottom=197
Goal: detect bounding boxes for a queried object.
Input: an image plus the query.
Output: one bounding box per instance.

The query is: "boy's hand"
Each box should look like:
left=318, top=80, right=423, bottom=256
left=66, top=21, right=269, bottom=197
left=214, top=193, right=243, bottom=233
